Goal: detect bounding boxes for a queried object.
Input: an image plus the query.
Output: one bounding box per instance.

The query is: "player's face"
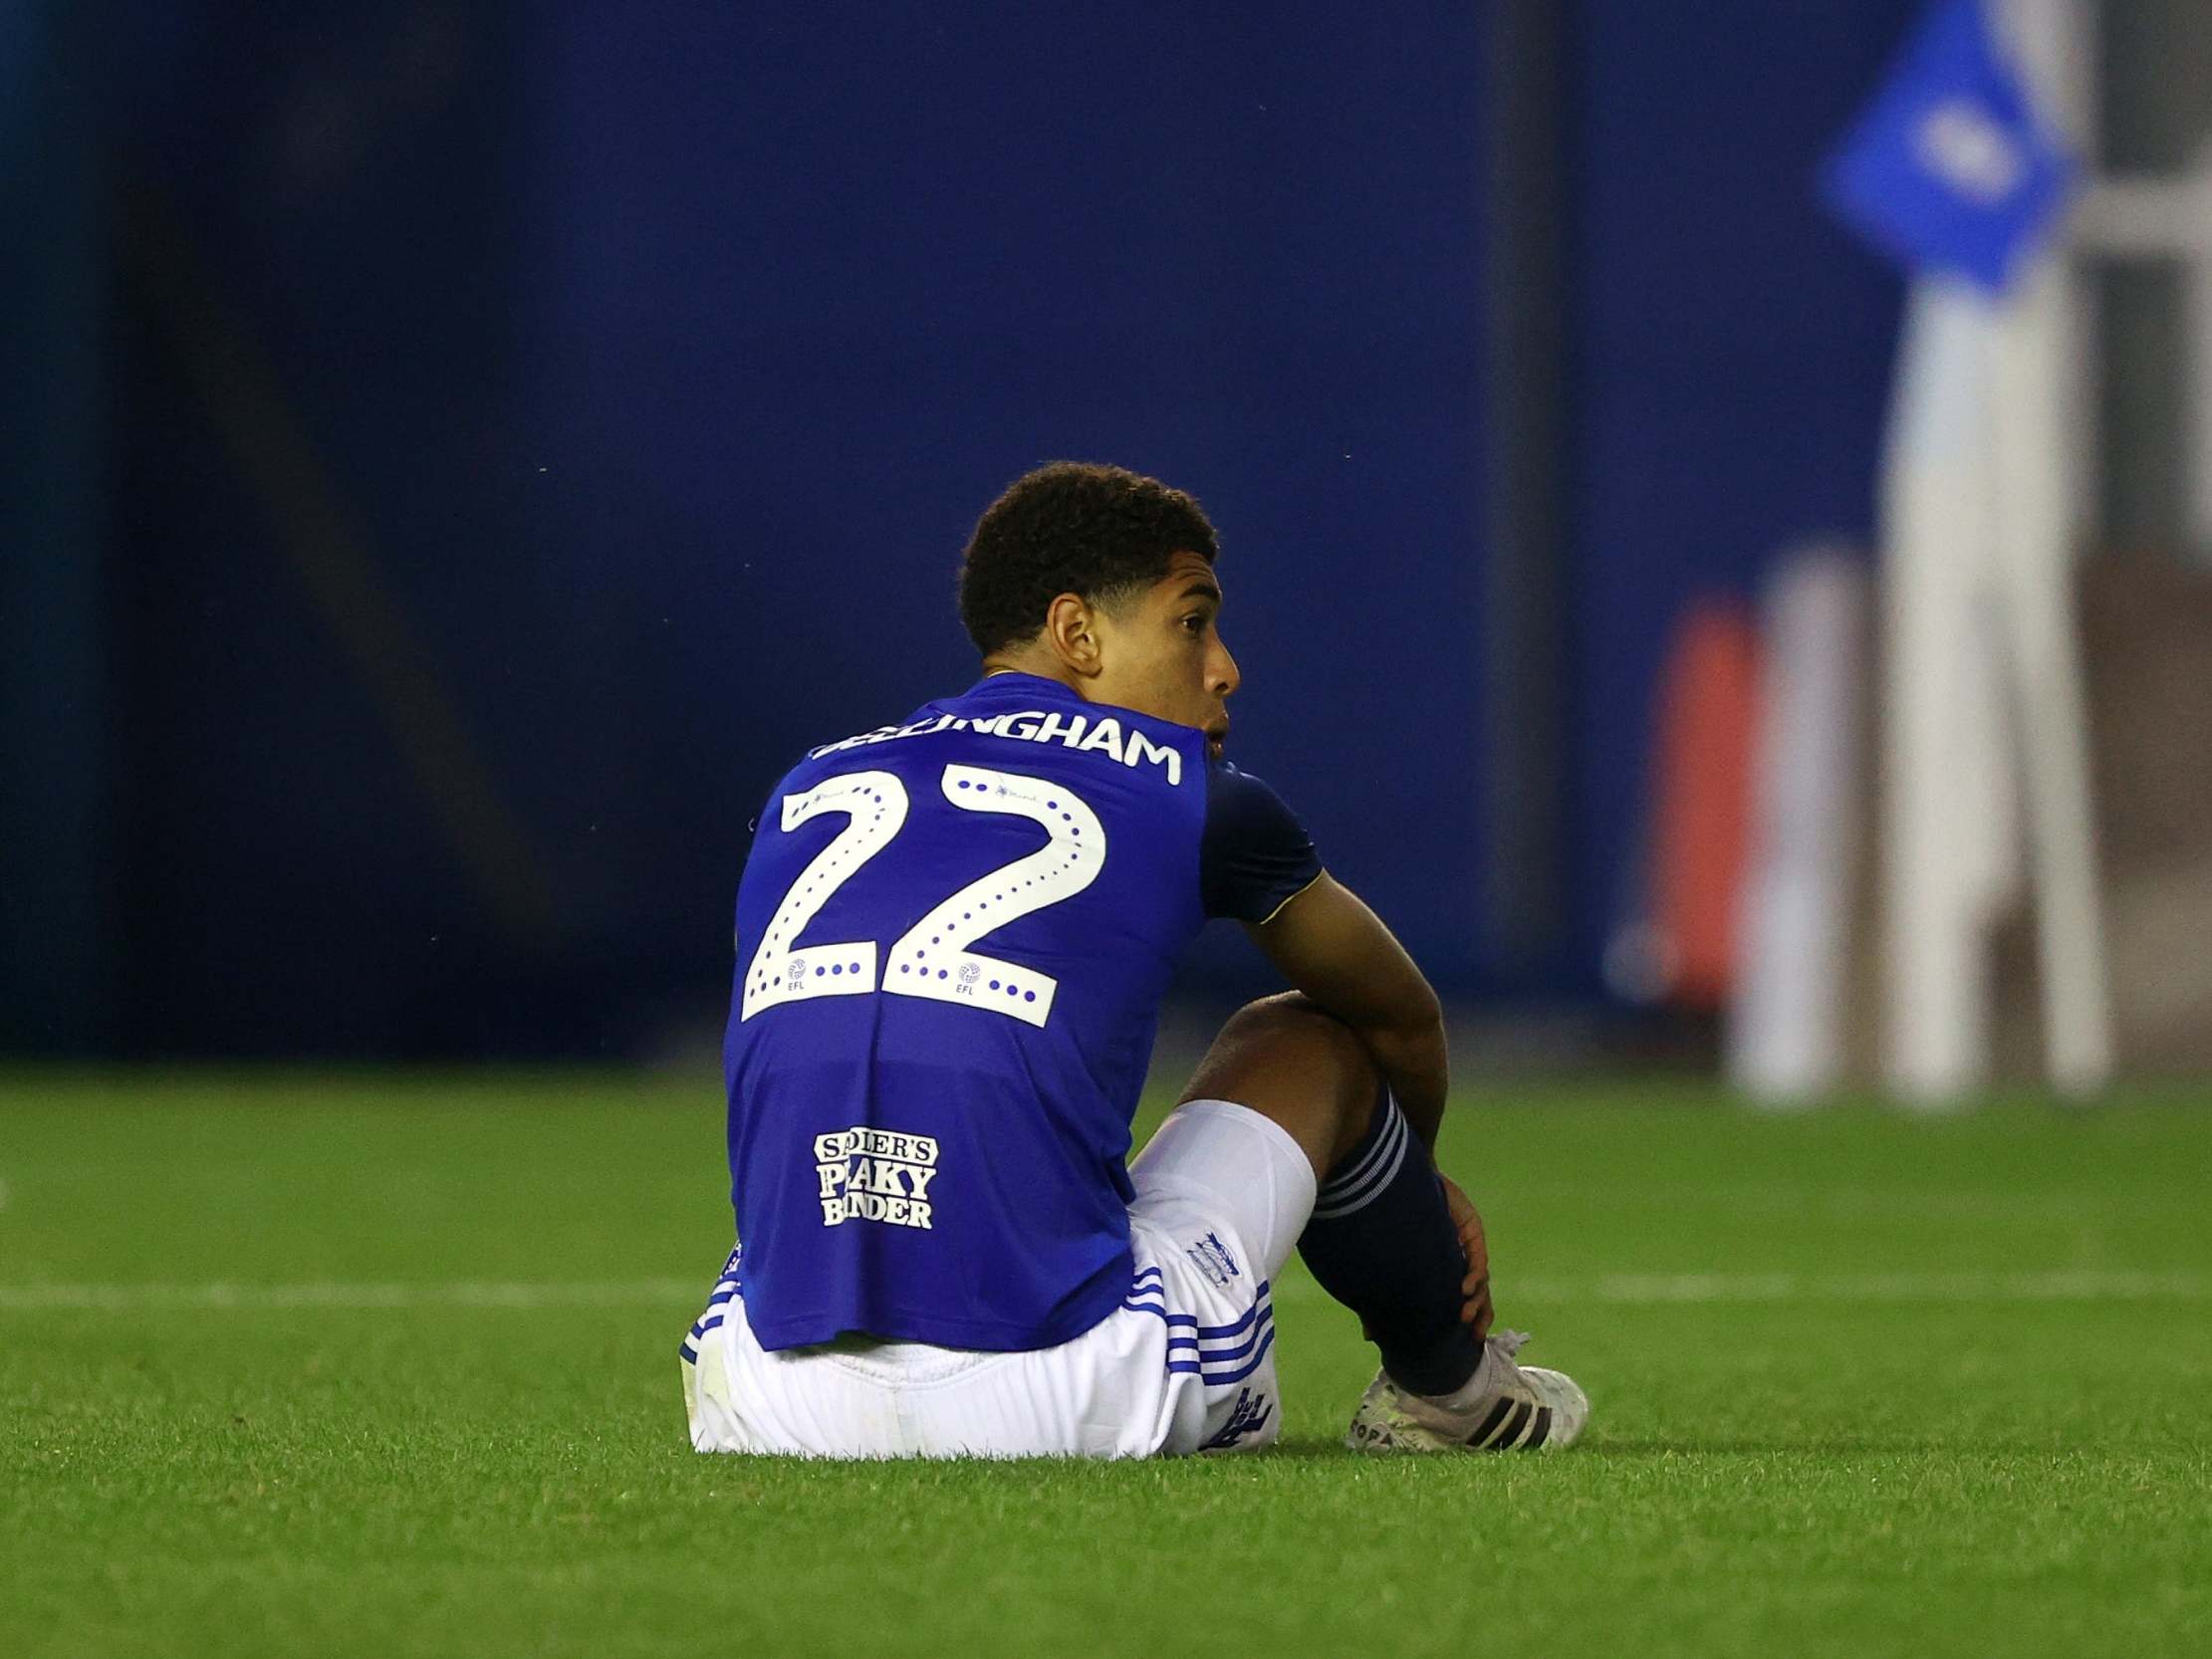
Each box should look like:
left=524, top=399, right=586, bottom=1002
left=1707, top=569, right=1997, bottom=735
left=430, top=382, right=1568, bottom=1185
left=1092, top=551, right=1240, bottom=758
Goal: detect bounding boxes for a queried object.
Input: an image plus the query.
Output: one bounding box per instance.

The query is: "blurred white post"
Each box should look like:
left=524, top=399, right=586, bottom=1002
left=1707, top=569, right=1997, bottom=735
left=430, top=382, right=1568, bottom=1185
left=1882, top=279, right=2013, bottom=1101
left=1881, top=0, right=2113, bottom=1101
left=1992, top=0, right=2113, bottom=1093
left=1730, top=547, right=1869, bottom=1105
left=1987, top=257, right=2114, bottom=1092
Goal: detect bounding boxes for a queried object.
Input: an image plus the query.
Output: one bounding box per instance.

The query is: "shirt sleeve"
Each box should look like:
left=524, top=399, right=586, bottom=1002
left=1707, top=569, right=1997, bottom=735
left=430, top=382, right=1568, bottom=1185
left=1200, top=763, right=1324, bottom=923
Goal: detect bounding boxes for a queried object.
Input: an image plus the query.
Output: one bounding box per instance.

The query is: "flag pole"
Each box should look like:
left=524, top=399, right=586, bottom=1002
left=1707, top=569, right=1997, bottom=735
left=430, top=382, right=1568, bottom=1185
left=1880, top=277, right=2011, bottom=1103
left=1989, top=0, right=2112, bottom=1093
left=1835, top=0, right=2110, bottom=1101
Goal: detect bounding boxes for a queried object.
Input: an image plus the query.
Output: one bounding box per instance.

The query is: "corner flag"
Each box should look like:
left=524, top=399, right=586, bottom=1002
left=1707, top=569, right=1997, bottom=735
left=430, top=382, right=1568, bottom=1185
left=1809, top=0, right=2111, bottom=1103
left=1820, top=0, right=2074, bottom=294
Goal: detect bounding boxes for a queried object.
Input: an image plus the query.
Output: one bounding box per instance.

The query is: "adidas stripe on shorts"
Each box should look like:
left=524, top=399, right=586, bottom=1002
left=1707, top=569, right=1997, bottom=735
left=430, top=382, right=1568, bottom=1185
left=681, top=1098, right=1318, bottom=1459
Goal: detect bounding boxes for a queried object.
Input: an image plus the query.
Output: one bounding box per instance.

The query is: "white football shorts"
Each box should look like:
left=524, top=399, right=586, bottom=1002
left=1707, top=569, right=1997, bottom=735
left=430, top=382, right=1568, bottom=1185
left=681, top=1097, right=1318, bottom=1459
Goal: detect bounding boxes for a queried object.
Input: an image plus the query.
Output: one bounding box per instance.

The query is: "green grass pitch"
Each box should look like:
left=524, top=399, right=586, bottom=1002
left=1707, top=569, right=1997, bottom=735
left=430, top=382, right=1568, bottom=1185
left=4, top=1069, right=2209, bottom=1658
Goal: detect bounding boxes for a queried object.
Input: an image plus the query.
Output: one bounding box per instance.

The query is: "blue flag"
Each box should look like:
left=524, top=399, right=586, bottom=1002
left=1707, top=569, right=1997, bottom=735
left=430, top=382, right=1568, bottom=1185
left=1821, top=0, right=2075, bottom=295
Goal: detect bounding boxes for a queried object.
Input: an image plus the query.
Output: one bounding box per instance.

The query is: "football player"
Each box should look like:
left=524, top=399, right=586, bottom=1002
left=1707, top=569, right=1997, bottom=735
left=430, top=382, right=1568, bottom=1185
left=683, top=462, right=1587, bottom=1456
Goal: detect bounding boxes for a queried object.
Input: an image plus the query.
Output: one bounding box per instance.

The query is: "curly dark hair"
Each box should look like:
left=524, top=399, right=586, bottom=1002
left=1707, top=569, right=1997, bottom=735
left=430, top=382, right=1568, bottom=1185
left=957, top=462, right=1219, bottom=656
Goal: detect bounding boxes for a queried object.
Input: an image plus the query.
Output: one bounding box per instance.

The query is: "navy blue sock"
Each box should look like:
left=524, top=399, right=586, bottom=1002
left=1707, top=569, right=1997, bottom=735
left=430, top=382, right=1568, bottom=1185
left=1297, top=1090, right=1482, bottom=1396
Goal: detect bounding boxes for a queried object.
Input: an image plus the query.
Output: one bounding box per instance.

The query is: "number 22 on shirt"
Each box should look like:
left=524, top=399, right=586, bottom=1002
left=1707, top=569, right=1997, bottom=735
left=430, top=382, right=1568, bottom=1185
left=739, top=764, right=1105, bottom=1030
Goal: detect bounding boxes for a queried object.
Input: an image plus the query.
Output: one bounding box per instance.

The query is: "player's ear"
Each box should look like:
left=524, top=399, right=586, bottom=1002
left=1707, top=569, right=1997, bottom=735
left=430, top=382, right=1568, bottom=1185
left=1043, top=592, right=1104, bottom=679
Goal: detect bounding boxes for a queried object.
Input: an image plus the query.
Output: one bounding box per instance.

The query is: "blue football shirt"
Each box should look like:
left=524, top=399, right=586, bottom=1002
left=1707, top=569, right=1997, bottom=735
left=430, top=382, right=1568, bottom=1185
left=722, top=670, right=1320, bottom=1351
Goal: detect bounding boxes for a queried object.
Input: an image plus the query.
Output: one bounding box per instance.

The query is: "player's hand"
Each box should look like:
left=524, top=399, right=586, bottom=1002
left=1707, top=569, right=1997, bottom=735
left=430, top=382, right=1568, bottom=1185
left=1438, top=1173, right=1493, bottom=1337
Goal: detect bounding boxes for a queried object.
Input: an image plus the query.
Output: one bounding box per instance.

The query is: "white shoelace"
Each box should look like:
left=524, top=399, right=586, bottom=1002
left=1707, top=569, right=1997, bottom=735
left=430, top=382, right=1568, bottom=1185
left=1487, top=1327, right=1531, bottom=1362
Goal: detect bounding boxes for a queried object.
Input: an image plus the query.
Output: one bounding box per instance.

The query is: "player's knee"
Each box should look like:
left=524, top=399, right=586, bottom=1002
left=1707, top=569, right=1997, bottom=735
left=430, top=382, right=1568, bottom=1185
left=1212, top=994, right=1377, bottom=1110
left=1223, top=990, right=1345, bottom=1041
left=1217, top=992, right=1338, bottom=1054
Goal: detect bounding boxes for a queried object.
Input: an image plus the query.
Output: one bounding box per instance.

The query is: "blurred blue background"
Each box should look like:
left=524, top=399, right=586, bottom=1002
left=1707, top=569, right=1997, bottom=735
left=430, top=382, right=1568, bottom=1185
left=6, top=0, right=1918, bottom=1059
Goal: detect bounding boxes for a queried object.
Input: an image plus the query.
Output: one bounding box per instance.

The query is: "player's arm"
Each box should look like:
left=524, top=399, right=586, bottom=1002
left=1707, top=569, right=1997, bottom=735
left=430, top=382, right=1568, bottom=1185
left=1202, top=765, right=1486, bottom=1326
left=1242, top=874, right=1448, bottom=1152
left=1199, top=763, right=1448, bottom=1149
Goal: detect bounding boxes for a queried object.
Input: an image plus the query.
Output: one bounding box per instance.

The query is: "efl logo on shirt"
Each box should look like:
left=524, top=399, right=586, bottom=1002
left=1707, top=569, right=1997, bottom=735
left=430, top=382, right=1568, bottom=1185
left=813, top=1126, right=940, bottom=1230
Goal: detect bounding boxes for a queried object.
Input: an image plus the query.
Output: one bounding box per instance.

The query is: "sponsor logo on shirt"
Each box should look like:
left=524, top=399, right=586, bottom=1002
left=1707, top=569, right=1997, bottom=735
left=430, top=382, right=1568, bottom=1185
left=1199, top=1386, right=1275, bottom=1450
left=814, top=1126, right=940, bottom=1231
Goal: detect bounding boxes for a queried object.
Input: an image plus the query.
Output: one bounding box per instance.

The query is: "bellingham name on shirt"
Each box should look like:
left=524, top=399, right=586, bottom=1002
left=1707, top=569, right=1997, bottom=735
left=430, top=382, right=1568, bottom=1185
left=808, top=707, right=1188, bottom=784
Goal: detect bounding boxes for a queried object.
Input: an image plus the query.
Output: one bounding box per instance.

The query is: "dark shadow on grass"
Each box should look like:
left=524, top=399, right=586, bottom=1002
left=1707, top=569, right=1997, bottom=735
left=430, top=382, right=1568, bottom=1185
left=1249, top=1436, right=1366, bottom=1461
left=659, top=1434, right=2061, bottom=1465
left=1262, top=1433, right=2035, bottom=1459
left=1577, top=1437, right=2050, bottom=1457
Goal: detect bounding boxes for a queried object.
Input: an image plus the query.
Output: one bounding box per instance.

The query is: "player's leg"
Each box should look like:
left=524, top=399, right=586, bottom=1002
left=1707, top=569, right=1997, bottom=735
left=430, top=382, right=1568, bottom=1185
left=1170, top=992, right=1588, bottom=1452
left=1173, top=993, right=1484, bottom=1397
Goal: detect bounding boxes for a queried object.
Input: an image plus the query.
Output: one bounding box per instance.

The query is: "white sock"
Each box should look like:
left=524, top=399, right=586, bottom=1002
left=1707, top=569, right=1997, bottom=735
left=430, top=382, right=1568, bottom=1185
left=1404, top=1328, right=1535, bottom=1425
left=1399, top=1341, right=1502, bottom=1427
